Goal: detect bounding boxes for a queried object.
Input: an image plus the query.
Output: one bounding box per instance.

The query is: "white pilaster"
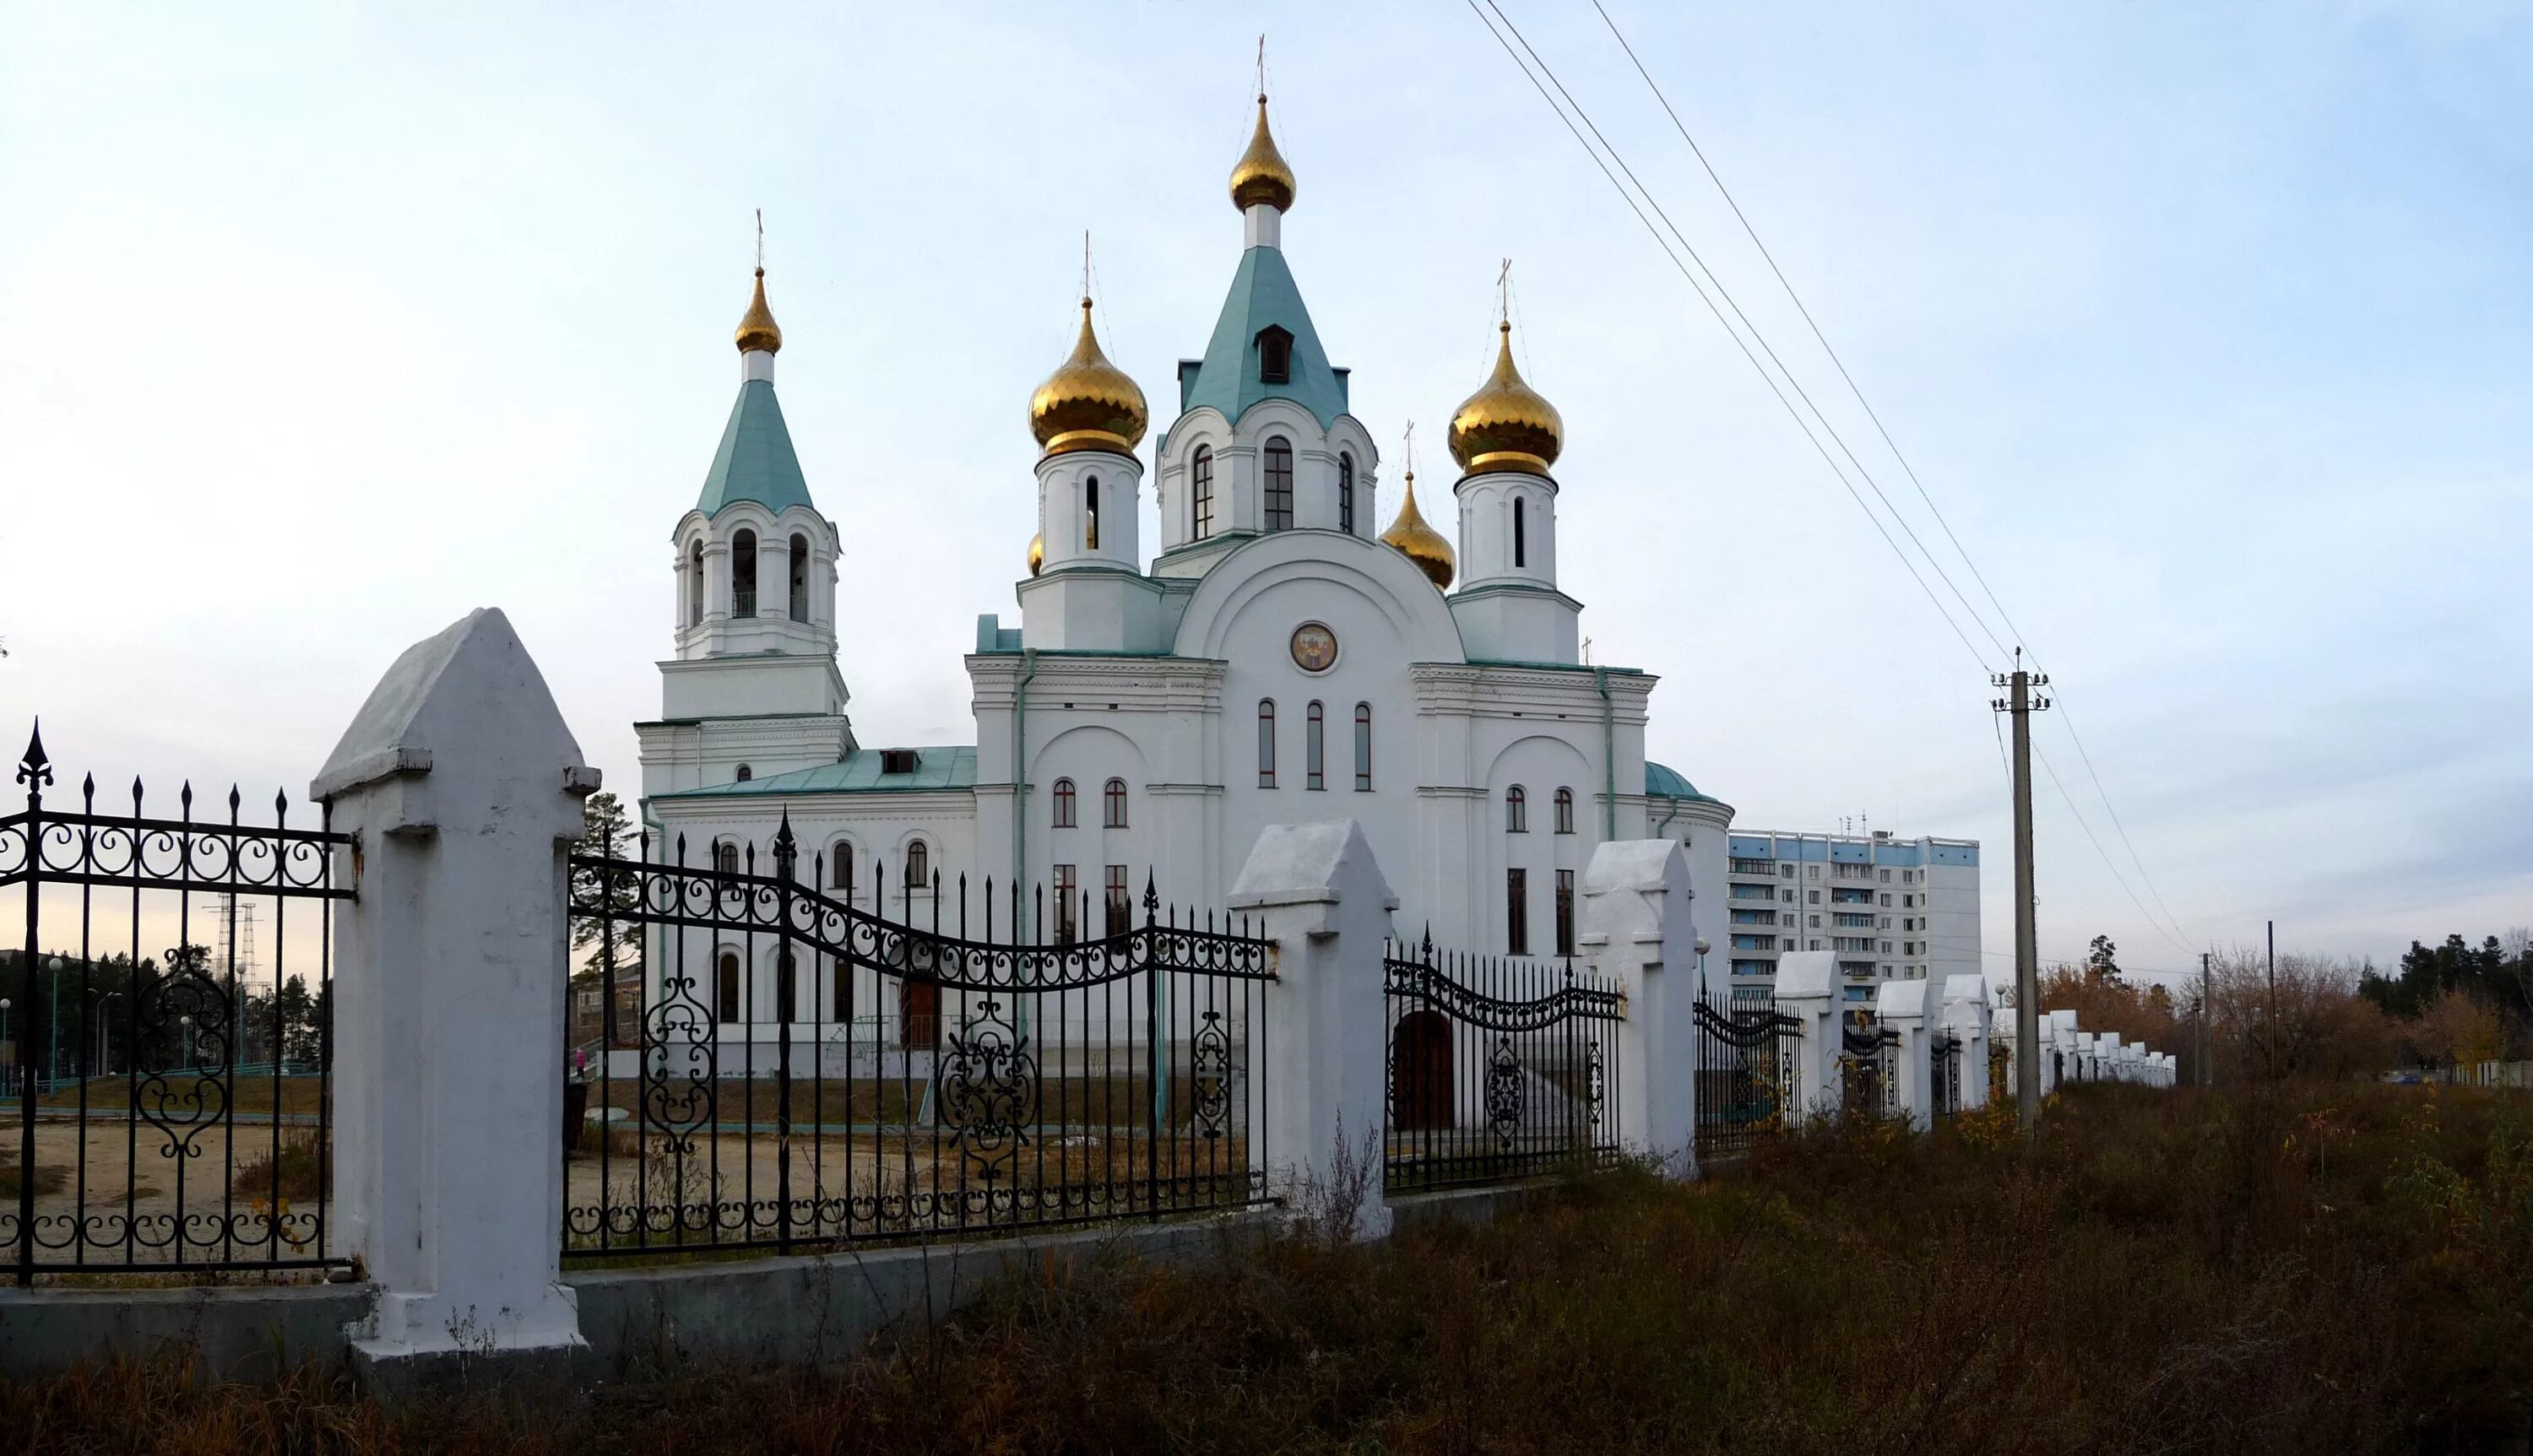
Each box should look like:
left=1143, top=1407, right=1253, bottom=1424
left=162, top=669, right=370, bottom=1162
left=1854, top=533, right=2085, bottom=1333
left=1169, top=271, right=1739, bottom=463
left=1773, top=950, right=1843, bottom=1125
left=1873, top=977, right=1938, bottom=1129
left=1941, top=973, right=1992, bottom=1111
left=1577, top=838, right=1699, bottom=1177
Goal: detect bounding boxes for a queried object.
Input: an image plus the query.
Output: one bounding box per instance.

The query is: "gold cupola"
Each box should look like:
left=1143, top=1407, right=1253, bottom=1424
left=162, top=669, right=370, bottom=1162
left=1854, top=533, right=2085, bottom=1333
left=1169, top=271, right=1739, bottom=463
left=1028, top=297, right=1148, bottom=458
left=1448, top=322, right=1563, bottom=477
left=1229, top=94, right=1297, bottom=214
left=735, top=268, right=783, bottom=355
left=1027, top=531, right=1044, bottom=576
left=1380, top=470, right=1456, bottom=591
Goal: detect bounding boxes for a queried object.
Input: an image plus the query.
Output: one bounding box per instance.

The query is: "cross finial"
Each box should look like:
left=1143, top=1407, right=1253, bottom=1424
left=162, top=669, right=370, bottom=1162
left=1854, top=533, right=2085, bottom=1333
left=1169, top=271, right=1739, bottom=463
left=1582, top=636, right=1593, bottom=665
left=1082, top=230, right=1092, bottom=304
left=755, top=208, right=764, bottom=273
left=1402, top=419, right=1416, bottom=482
left=1498, top=257, right=1512, bottom=325
left=1256, top=35, right=1266, bottom=99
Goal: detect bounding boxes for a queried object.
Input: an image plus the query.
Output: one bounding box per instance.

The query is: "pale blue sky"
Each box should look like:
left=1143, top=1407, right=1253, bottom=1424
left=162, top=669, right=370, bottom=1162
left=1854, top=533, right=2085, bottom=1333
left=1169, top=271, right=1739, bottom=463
left=3, top=3, right=2525, bottom=979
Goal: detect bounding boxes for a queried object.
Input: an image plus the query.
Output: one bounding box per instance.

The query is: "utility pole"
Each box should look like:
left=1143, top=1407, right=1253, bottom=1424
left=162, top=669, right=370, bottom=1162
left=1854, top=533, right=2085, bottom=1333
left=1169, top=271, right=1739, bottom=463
left=1992, top=648, right=2050, bottom=1133
left=2266, top=919, right=2277, bottom=1082
left=2199, top=950, right=2212, bottom=1089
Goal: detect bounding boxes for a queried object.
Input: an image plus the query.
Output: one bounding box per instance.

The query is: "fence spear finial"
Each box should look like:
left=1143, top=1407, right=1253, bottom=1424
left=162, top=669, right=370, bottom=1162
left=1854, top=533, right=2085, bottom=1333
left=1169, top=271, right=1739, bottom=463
left=16, top=720, right=51, bottom=789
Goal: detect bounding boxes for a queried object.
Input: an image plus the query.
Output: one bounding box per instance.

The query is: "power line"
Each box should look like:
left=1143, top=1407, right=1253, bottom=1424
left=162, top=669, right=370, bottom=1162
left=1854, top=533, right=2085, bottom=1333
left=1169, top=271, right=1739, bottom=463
left=1585, top=0, right=2198, bottom=954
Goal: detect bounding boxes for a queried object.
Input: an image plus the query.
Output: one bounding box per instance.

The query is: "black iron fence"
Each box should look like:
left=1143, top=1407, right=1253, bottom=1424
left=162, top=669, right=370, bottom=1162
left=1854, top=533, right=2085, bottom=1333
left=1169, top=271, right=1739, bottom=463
left=1930, top=1032, right=1962, bottom=1120
left=562, top=815, right=1277, bottom=1261
left=1839, top=1023, right=1899, bottom=1122
left=1381, top=939, right=1623, bottom=1193
left=0, top=727, right=350, bottom=1282
left=1692, top=987, right=1799, bottom=1162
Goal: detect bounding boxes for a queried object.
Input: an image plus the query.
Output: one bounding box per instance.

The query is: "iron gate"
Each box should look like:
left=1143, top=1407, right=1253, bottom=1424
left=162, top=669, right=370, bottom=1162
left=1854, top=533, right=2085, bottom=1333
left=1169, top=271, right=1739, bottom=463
left=1692, top=988, right=1798, bottom=1162
left=563, top=815, right=1275, bottom=1260
left=1839, top=1022, right=1900, bottom=1121
left=1381, top=939, right=1623, bottom=1193
left=1929, top=1032, right=1962, bottom=1119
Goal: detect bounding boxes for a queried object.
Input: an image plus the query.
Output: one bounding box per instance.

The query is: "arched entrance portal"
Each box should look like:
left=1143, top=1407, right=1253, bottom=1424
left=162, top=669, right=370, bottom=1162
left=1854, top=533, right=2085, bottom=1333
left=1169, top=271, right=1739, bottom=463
left=1391, top=1010, right=1453, bottom=1129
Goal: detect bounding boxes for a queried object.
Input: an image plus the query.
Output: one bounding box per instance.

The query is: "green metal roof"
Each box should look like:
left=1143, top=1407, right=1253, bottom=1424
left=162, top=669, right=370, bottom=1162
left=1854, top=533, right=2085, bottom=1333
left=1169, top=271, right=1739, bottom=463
left=1173, top=246, right=1348, bottom=437
left=1646, top=760, right=1717, bottom=803
left=655, top=746, right=977, bottom=799
left=695, top=378, right=813, bottom=517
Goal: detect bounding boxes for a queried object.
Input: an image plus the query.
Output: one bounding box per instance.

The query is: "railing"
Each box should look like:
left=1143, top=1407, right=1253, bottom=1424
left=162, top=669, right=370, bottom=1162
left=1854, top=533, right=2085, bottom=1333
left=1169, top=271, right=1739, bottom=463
left=1380, top=939, right=1623, bottom=1193
left=0, top=727, right=350, bottom=1282
left=1839, top=1023, right=1899, bottom=1122
left=1692, top=987, right=1798, bottom=1163
left=562, top=815, right=1277, bottom=1262
left=1929, top=1032, right=1962, bottom=1120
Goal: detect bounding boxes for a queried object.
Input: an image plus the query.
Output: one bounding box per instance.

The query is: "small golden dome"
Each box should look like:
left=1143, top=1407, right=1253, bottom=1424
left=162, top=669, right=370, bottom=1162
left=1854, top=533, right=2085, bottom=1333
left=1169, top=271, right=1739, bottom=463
left=1028, top=531, right=1044, bottom=576
left=1229, top=95, right=1296, bottom=214
left=1028, top=298, right=1148, bottom=457
left=1380, top=471, right=1456, bottom=591
left=735, top=268, right=782, bottom=355
left=1448, top=322, right=1562, bottom=476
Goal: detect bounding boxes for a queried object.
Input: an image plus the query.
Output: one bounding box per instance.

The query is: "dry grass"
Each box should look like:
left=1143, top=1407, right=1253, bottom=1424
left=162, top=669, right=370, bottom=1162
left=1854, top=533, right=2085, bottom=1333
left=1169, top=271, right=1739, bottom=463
left=3, top=1081, right=2530, bottom=1453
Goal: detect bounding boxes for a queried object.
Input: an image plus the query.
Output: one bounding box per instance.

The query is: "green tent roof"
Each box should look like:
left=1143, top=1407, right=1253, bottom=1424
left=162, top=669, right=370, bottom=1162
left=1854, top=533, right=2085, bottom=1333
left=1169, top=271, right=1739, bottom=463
left=654, top=746, right=978, bottom=799
left=1174, top=246, right=1348, bottom=437
left=696, top=378, right=813, bottom=517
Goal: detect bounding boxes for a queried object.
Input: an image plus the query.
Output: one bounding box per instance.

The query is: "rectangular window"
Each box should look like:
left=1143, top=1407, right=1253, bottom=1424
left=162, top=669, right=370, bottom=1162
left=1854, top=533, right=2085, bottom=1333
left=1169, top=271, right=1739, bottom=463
left=1305, top=701, right=1325, bottom=790
left=1353, top=704, right=1373, bottom=790
left=1730, top=858, right=1773, bottom=874
left=1555, top=869, right=1575, bottom=956
left=1264, top=440, right=1294, bottom=531
left=1506, top=869, right=1530, bottom=955
left=1104, top=864, right=1130, bottom=936
left=1879, top=869, right=1890, bottom=882
left=1192, top=448, right=1215, bottom=539
left=1054, top=863, right=1078, bottom=945
left=1256, top=700, right=1276, bottom=788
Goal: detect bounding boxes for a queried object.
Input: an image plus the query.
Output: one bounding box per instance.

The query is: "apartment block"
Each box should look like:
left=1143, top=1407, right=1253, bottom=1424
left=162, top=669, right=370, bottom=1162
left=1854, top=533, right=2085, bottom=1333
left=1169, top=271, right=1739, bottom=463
left=1720, top=829, right=1981, bottom=1005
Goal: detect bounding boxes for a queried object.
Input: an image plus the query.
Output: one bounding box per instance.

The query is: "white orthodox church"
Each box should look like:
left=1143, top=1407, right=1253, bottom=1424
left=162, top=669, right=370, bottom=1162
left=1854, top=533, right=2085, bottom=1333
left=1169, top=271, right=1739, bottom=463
left=636, top=90, right=1734, bottom=966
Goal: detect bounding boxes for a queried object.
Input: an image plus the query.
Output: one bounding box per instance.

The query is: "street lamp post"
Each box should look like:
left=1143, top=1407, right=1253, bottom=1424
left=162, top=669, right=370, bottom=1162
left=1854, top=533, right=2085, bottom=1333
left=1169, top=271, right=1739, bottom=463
left=0, top=998, right=11, bottom=1082
left=93, top=992, right=122, bottom=1079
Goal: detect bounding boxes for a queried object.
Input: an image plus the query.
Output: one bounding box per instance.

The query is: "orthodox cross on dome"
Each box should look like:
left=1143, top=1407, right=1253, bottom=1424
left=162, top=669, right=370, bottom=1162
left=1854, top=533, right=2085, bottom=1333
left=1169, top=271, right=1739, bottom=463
left=1498, top=257, right=1512, bottom=324
left=755, top=208, right=764, bottom=272
left=1256, top=34, right=1266, bottom=97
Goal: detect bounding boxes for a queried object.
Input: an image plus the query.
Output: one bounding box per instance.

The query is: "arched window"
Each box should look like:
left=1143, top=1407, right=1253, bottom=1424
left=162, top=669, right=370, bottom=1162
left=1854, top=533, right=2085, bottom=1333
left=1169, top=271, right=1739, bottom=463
left=788, top=533, right=810, bottom=621
left=1052, top=777, right=1077, bottom=828
left=735, top=764, right=752, bottom=782
left=716, top=951, right=742, bottom=1022
left=1192, top=447, right=1215, bottom=539
left=904, top=839, right=930, bottom=889
left=1256, top=700, right=1277, bottom=788
left=1263, top=437, right=1294, bottom=532
left=713, top=840, right=740, bottom=874
left=1084, top=476, right=1100, bottom=551
left=1506, top=786, right=1528, bottom=833
left=731, top=530, right=757, bottom=618
left=830, top=842, right=854, bottom=895
left=1338, top=452, right=1355, bottom=534
left=1514, top=498, right=1527, bottom=569
left=1104, top=777, right=1128, bottom=827
left=1305, top=701, right=1326, bottom=790
left=1353, top=703, right=1373, bottom=790
left=1554, top=787, right=1576, bottom=835
left=686, top=540, right=704, bottom=627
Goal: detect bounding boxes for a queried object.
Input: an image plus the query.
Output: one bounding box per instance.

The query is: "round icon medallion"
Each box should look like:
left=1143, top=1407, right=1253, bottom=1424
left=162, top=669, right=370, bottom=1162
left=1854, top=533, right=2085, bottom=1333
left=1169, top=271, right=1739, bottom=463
left=1290, top=622, right=1338, bottom=673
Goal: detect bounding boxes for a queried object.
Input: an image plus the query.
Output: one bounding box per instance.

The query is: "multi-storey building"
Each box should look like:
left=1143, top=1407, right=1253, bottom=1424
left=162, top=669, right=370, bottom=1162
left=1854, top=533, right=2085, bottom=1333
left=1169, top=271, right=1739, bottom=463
left=1718, top=829, right=1980, bottom=1004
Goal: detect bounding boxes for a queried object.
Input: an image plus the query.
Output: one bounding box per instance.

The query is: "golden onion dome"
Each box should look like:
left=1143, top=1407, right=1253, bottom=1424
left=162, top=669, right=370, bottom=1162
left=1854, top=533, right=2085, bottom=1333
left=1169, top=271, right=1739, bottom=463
left=1380, top=471, right=1456, bottom=591
left=734, top=268, right=782, bottom=354
left=1028, top=298, right=1148, bottom=457
left=1229, top=95, right=1296, bottom=214
left=1028, top=531, right=1044, bottom=576
left=1448, top=322, right=1562, bottom=476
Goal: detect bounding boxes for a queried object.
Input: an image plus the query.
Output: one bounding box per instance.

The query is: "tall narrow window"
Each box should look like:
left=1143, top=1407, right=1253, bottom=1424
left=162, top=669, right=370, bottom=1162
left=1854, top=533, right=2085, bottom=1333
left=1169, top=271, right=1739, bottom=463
left=1256, top=700, right=1277, bottom=788
left=1353, top=703, right=1372, bottom=790
left=831, top=842, right=854, bottom=896
left=1554, top=788, right=1575, bottom=835
left=904, top=839, right=930, bottom=889
left=1555, top=869, right=1576, bottom=956
left=788, top=533, right=810, bottom=620
left=1104, top=864, right=1129, bottom=935
left=1192, top=447, right=1215, bottom=539
left=716, top=952, right=742, bottom=1022
left=686, top=540, right=704, bottom=627
left=1263, top=437, right=1294, bottom=531
left=1084, top=476, right=1100, bottom=551
left=1257, top=325, right=1292, bottom=384
left=731, top=529, right=757, bottom=618
left=1506, top=869, right=1530, bottom=955
left=713, top=840, right=740, bottom=874
left=1506, top=785, right=1528, bottom=833
left=1513, top=498, right=1527, bottom=568
left=1103, top=777, right=1128, bottom=827
left=1054, top=863, right=1079, bottom=944
left=1305, top=701, right=1325, bottom=790
left=1338, top=452, right=1355, bottom=534
left=1052, top=777, right=1077, bottom=827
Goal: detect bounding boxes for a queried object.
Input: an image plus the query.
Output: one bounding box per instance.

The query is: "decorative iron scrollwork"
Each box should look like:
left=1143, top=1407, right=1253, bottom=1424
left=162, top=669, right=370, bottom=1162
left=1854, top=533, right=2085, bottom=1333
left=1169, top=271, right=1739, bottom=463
left=1190, top=1009, right=1231, bottom=1139
left=1483, top=1037, right=1524, bottom=1148
left=937, top=999, right=1037, bottom=1183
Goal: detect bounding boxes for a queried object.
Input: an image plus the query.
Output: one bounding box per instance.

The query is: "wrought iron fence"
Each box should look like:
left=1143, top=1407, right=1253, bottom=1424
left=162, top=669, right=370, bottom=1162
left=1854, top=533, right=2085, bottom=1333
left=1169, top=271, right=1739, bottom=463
left=1692, top=987, right=1798, bottom=1162
left=0, top=727, right=350, bottom=1282
left=1929, top=1032, right=1962, bottom=1120
left=1381, top=939, right=1623, bottom=1193
left=562, top=815, right=1276, bottom=1261
left=1839, top=1022, right=1899, bottom=1122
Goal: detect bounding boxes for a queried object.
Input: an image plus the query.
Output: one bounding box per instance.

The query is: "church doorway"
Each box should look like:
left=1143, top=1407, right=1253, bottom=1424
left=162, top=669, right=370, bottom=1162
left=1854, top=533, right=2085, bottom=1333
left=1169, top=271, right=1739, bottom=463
left=901, top=979, right=941, bottom=1051
left=1391, top=1011, right=1453, bottom=1129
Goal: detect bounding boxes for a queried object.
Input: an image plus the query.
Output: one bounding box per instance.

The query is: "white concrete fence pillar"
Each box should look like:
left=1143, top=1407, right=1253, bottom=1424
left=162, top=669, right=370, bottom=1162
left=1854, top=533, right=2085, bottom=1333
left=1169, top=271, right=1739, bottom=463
left=312, top=609, right=596, bottom=1378
left=1873, top=978, right=1937, bottom=1129
left=1773, top=951, right=1843, bottom=1124
left=2048, top=1009, right=2080, bottom=1091
left=1576, top=838, right=1699, bottom=1177
left=1231, top=820, right=1397, bottom=1242
left=1942, top=974, right=1992, bottom=1112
